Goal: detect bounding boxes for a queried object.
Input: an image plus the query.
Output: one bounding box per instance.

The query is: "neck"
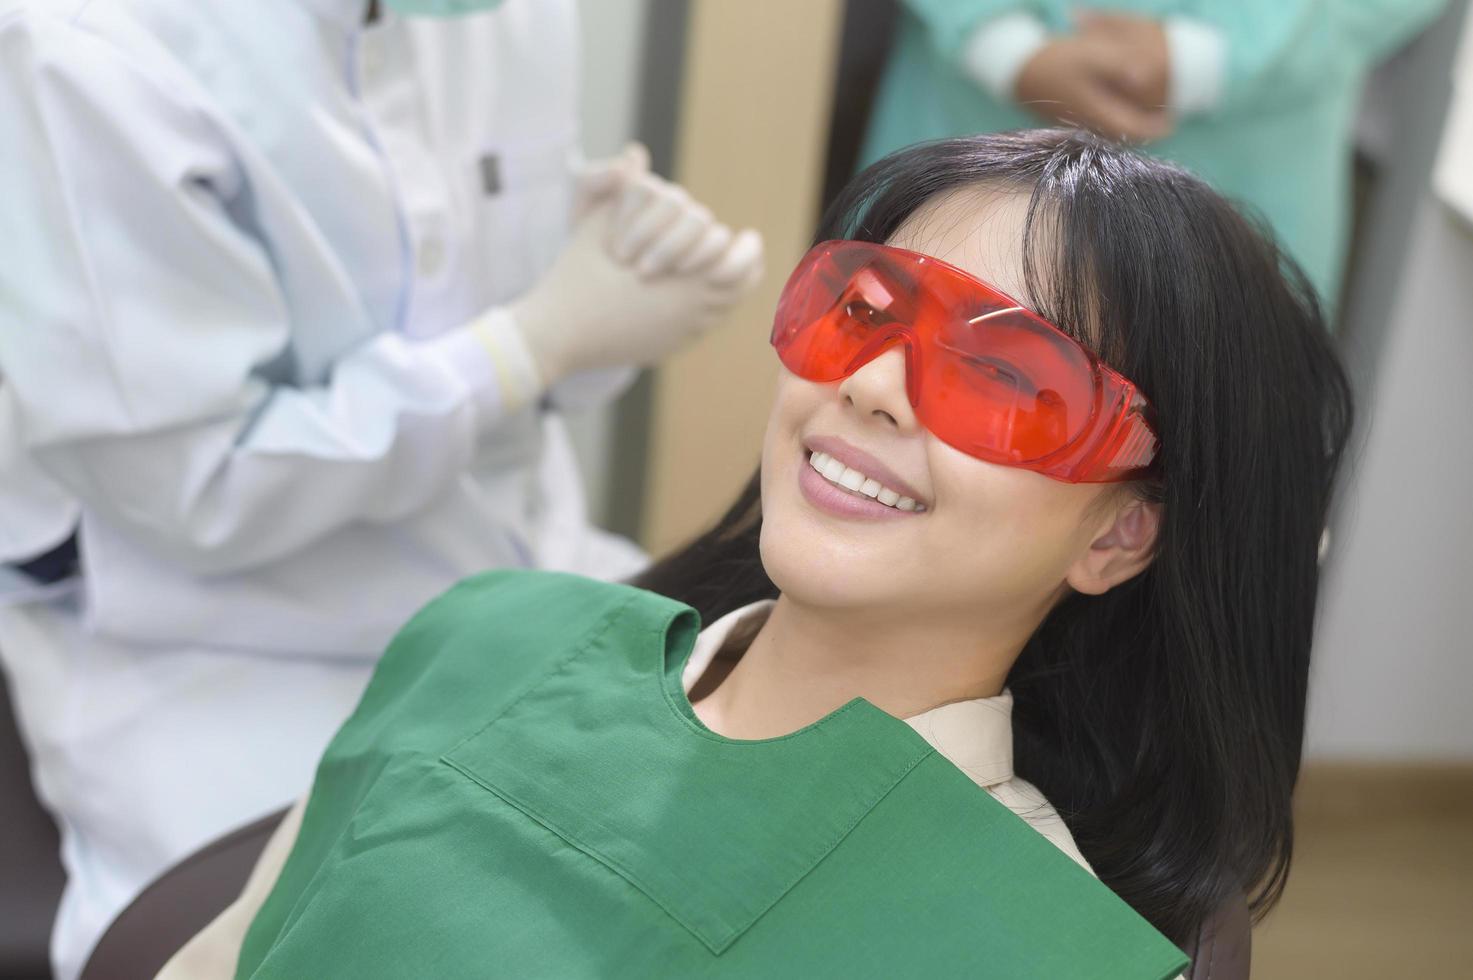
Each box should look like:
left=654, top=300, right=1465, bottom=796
left=690, top=594, right=1029, bottom=741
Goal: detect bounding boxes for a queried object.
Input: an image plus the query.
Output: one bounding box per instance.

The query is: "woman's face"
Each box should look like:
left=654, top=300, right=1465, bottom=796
left=759, top=188, right=1139, bottom=633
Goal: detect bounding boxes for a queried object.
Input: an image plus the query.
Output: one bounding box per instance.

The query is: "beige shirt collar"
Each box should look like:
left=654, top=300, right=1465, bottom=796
left=681, top=600, right=1015, bottom=788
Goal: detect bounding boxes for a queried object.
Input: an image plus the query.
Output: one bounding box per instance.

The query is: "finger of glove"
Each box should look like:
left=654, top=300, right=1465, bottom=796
left=701, top=262, right=764, bottom=310
left=619, top=141, right=651, bottom=177
left=574, top=163, right=617, bottom=214
left=730, top=256, right=766, bottom=295
left=636, top=203, right=713, bottom=279
left=607, top=177, right=654, bottom=255
left=673, top=222, right=734, bottom=276
left=576, top=143, right=651, bottom=219
left=613, top=185, right=689, bottom=264
left=702, top=228, right=764, bottom=288
left=612, top=168, right=675, bottom=230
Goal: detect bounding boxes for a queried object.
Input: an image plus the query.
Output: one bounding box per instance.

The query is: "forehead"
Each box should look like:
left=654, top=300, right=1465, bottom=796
left=884, top=185, right=1035, bottom=304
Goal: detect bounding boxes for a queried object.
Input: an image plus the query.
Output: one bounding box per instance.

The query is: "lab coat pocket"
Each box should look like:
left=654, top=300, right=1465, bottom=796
left=467, top=134, right=576, bottom=307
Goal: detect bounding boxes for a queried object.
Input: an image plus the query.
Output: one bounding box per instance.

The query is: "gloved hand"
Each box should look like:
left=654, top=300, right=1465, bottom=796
left=509, top=147, right=764, bottom=386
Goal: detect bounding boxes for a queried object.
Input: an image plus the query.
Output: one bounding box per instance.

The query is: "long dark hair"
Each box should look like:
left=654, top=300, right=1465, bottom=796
left=633, top=129, right=1353, bottom=944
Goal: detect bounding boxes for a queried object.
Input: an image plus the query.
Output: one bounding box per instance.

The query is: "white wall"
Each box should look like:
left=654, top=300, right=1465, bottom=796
left=1309, top=205, right=1473, bottom=760
left=1307, top=2, right=1473, bottom=761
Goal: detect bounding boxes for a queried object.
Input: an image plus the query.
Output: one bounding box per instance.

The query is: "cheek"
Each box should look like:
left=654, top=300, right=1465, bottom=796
left=758, top=375, right=918, bottom=600
left=758, top=375, right=827, bottom=552
left=925, top=448, right=1098, bottom=596
left=759, top=374, right=811, bottom=499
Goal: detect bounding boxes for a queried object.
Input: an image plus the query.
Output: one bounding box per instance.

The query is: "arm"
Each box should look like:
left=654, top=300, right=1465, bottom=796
left=1, top=18, right=760, bottom=579
left=1190, top=0, right=1448, bottom=112
left=907, top=1, right=1445, bottom=125
left=896, top=0, right=1042, bottom=66
left=901, top=3, right=1181, bottom=141
left=0, top=15, right=540, bottom=577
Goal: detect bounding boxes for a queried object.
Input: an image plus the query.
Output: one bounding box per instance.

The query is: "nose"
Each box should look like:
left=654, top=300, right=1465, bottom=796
left=836, top=346, right=920, bottom=432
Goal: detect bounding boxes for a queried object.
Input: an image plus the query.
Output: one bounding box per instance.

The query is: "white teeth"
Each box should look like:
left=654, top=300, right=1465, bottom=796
left=805, top=449, right=923, bottom=512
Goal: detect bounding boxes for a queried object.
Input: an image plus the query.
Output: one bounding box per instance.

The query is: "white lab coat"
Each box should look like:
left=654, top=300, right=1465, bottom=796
left=0, top=1, right=645, bottom=975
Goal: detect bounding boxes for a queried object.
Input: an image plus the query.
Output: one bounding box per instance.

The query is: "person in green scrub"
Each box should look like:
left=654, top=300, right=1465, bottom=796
left=166, top=131, right=1350, bottom=979
left=861, top=1, right=1447, bottom=307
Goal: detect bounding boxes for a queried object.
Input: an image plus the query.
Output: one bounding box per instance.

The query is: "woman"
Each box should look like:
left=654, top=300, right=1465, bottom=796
left=168, top=129, right=1350, bottom=978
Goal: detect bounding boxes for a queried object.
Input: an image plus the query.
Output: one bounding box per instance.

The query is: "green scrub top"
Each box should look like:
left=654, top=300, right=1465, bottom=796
left=861, top=0, right=1445, bottom=306
left=237, top=570, right=1188, bottom=978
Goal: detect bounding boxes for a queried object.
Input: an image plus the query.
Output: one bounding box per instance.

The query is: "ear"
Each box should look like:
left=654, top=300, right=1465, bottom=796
left=1065, top=497, right=1162, bottom=596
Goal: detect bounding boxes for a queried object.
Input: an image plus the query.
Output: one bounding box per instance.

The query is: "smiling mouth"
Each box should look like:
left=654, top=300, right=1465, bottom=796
left=805, top=450, right=926, bottom=512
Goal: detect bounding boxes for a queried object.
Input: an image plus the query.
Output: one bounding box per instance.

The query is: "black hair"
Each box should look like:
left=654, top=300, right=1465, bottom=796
left=632, top=129, right=1353, bottom=945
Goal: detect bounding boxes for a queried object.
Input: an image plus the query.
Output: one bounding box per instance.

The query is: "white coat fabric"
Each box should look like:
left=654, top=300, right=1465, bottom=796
left=0, top=1, right=645, bottom=976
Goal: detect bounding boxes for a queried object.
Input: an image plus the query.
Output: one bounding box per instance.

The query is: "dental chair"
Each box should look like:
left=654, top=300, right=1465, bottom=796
left=79, top=805, right=1251, bottom=980
left=0, top=667, right=66, bottom=979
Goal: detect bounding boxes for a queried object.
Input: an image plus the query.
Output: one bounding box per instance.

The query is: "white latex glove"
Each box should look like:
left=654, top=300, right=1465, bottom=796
left=572, top=142, right=651, bottom=220
left=510, top=160, right=764, bottom=385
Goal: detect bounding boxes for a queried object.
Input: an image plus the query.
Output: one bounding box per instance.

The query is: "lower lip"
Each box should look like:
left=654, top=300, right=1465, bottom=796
left=798, top=453, right=921, bottom=521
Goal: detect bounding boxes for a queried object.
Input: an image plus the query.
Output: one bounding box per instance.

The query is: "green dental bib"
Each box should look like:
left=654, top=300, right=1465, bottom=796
left=237, top=570, right=1188, bottom=978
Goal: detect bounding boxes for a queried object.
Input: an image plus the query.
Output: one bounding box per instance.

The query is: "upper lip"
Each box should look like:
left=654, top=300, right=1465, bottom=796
left=803, top=434, right=928, bottom=505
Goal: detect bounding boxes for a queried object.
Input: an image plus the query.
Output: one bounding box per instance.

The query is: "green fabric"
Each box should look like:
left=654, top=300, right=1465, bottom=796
left=867, top=0, right=1446, bottom=306
left=237, top=570, right=1188, bottom=978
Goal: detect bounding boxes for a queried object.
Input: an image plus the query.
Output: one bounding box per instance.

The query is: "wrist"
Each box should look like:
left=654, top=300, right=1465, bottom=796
left=422, top=308, right=545, bottom=427
left=960, top=12, right=1050, bottom=104
left=1163, top=17, right=1226, bottom=115
left=503, top=296, right=567, bottom=390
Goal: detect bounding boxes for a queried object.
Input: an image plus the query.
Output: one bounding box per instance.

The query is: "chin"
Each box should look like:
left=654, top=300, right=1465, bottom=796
left=757, top=505, right=888, bottom=611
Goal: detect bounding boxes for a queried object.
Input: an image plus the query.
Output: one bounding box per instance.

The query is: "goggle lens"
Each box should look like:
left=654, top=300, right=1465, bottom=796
left=771, top=241, right=1156, bottom=483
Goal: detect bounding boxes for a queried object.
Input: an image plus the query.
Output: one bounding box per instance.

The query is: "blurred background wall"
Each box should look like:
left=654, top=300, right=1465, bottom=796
left=640, top=0, right=846, bottom=553
left=1306, top=0, right=1473, bottom=763
left=570, top=0, right=850, bottom=552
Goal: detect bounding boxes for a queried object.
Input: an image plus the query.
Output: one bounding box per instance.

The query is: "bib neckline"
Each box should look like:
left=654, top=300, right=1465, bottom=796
left=655, top=601, right=906, bottom=747
left=443, top=589, right=940, bottom=955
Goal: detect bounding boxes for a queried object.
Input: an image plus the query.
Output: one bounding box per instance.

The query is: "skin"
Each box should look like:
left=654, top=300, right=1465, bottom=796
left=1015, top=10, right=1173, bottom=144
left=690, top=187, right=1161, bottom=740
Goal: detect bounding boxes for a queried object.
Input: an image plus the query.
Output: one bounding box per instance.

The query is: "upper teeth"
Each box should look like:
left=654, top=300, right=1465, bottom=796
left=808, top=451, right=921, bottom=511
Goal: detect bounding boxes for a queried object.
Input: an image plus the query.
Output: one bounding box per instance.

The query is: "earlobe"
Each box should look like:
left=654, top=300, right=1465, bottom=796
left=1066, top=499, right=1162, bottom=596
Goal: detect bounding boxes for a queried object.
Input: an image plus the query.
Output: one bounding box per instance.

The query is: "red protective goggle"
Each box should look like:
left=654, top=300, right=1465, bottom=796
left=770, top=240, right=1158, bottom=483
